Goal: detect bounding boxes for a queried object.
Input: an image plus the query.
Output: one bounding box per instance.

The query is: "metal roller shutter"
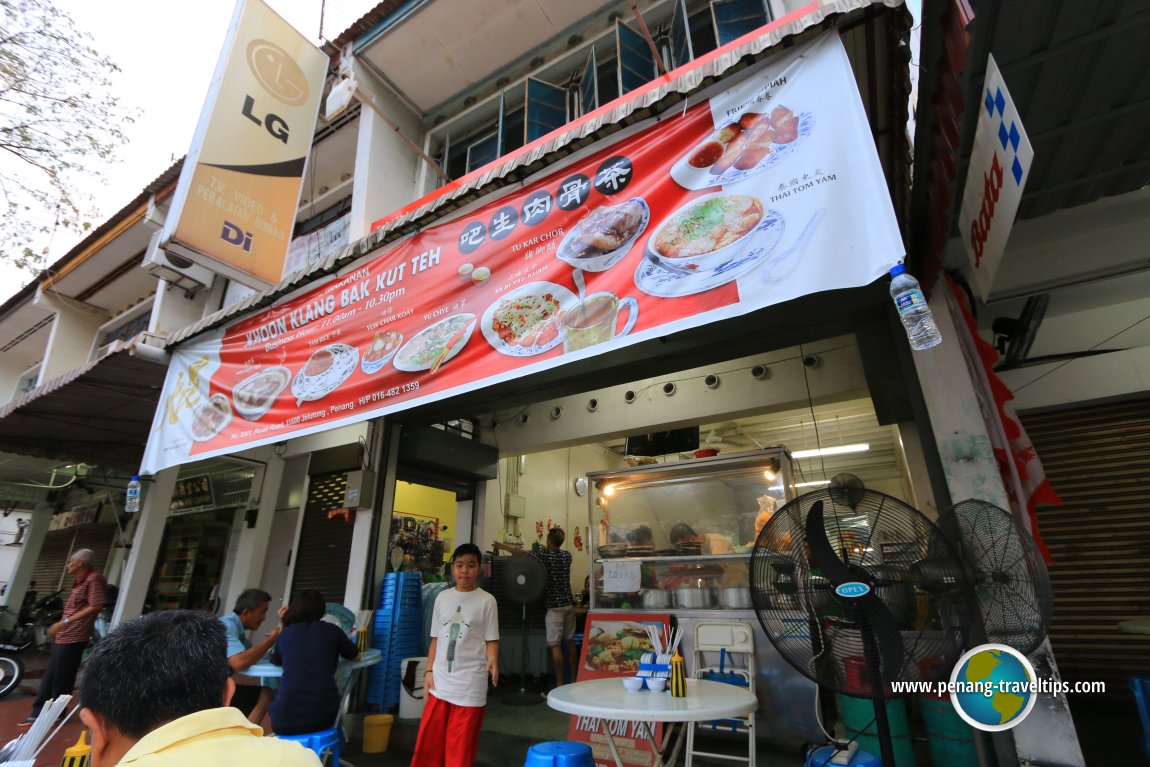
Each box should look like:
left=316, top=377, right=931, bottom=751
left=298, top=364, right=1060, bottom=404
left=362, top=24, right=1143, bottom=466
left=289, top=472, right=354, bottom=601
left=31, top=524, right=118, bottom=601
left=1022, top=396, right=1150, bottom=702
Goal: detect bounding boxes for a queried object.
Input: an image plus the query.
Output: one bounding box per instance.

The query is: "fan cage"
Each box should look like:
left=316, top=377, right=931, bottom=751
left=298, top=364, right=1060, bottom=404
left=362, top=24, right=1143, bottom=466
left=750, top=489, right=971, bottom=699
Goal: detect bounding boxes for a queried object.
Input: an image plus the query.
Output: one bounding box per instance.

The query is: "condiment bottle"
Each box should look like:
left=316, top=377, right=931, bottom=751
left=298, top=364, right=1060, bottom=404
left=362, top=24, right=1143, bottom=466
left=670, top=649, right=687, bottom=697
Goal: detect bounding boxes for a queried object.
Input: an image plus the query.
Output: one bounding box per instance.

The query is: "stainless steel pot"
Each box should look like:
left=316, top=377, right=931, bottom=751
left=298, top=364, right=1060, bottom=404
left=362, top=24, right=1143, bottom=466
left=718, top=586, right=752, bottom=609
left=642, top=589, right=673, bottom=609
left=674, top=586, right=714, bottom=609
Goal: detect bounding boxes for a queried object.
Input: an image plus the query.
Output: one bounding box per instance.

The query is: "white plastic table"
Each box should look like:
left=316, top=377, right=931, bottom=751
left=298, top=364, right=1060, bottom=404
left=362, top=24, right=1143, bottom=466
left=546, top=678, right=758, bottom=767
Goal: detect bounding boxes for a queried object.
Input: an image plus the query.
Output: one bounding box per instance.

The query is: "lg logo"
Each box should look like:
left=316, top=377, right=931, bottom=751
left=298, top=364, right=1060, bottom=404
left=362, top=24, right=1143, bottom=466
left=241, top=39, right=309, bottom=145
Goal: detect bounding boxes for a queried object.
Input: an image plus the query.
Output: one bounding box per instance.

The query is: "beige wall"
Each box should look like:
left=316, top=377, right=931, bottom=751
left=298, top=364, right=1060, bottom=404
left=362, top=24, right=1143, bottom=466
left=484, top=443, right=624, bottom=597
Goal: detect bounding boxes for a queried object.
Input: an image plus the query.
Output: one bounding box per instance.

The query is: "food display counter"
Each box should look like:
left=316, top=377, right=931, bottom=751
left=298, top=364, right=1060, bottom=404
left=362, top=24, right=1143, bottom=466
left=584, top=450, right=823, bottom=746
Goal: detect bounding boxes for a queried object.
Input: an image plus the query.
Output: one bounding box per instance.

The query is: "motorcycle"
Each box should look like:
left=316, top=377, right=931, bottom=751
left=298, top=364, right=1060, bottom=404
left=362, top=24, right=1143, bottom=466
left=0, top=588, right=65, bottom=698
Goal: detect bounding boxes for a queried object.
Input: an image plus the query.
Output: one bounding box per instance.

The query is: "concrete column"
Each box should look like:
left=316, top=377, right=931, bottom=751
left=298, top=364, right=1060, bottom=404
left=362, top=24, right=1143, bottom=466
left=914, top=280, right=1085, bottom=767
left=113, top=468, right=177, bottom=625
left=0, top=490, right=52, bottom=609
left=219, top=451, right=284, bottom=612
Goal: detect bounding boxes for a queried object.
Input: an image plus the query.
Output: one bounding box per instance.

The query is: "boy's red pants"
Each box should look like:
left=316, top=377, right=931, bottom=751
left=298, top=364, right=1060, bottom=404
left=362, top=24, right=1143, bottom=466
left=409, top=692, right=486, bottom=767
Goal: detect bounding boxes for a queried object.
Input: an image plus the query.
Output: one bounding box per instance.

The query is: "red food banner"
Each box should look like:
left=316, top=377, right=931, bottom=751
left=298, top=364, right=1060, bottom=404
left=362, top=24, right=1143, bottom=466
left=569, top=612, right=672, bottom=767
left=142, top=32, right=903, bottom=474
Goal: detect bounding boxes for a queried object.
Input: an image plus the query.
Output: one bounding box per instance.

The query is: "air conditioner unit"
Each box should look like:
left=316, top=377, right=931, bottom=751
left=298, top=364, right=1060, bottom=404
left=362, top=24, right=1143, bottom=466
left=141, top=230, right=214, bottom=293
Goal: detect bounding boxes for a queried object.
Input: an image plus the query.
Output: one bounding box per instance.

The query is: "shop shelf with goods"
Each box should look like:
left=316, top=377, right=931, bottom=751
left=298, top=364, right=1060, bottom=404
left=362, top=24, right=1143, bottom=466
left=150, top=519, right=231, bottom=611
left=367, top=572, right=423, bottom=709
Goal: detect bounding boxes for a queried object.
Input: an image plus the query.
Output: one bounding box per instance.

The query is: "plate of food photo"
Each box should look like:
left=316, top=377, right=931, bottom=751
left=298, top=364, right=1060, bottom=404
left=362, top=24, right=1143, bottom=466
left=231, top=366, right=290, bottom=421
left=361, top=331, right=404, bottom=374
left=670, top=106, right=814, bottom=190
left=555, top=197, right=650, bottom=272
left=291, top=343, right=359, bottom=404
left=190, top=393, right=233, bottom=442
left=481, top=281, right=578, bottom=357
left=392, top=313, right=477, bottom=373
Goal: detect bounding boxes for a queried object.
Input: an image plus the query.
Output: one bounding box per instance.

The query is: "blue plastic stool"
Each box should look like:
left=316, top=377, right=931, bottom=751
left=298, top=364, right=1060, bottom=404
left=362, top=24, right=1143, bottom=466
left=1131, top=676, right=1150, bottom=758
left=524, top=741, right=594, bottom=767
left=276, top=726, right=342, bottom=766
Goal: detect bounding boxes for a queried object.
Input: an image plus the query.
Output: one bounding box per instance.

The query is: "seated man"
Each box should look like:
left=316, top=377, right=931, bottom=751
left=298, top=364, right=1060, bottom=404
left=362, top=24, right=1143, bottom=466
left=79, top=610, right=320, bottom=767
left=220, top=588, right=282, bottom=727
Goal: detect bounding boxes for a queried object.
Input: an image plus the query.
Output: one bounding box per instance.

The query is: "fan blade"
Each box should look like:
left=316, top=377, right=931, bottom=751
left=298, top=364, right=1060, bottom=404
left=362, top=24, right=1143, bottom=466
left=804, top=500, right=854, bottom=585
left=855, top=592, right=906, bottom=688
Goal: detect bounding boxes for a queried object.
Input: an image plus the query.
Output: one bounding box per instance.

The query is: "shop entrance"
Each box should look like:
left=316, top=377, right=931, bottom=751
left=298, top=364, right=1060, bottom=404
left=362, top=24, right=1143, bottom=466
left=147, top=460, right=255, bottom=612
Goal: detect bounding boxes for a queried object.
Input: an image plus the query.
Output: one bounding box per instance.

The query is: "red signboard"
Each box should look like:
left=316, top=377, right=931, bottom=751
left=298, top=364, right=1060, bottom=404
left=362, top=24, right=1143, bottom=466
left=144, top=32, right=903, bottom=473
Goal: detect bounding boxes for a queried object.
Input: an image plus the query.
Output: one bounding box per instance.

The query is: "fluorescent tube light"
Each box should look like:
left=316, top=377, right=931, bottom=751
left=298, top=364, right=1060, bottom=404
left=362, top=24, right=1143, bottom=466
left=791, top=443, right=870, bottom=459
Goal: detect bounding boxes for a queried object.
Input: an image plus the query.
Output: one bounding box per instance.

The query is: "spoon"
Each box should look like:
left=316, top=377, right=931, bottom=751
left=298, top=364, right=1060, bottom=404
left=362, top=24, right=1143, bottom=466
left=761, top=208, right=825, bottom=283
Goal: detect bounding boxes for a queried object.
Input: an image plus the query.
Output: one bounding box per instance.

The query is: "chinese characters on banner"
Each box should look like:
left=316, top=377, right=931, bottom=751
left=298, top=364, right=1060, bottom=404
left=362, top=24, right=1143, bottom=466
left=143, top=32, right=904, bottom=474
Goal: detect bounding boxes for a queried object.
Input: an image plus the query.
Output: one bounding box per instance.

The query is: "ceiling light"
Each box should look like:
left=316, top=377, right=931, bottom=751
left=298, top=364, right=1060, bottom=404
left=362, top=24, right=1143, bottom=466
left=603, top=484, right=617, bottom=497
left=770, top=480, right=831, bottom=491
left=791, top=443, right=870, bottom=460
left=762, top=468, right=777, bottom=482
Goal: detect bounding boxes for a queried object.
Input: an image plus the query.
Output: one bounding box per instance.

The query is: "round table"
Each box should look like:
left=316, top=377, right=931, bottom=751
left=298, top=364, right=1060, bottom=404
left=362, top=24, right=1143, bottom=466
left=547, top=678, right=757, bottom=767
left=247, top=647, right=382, bottom=679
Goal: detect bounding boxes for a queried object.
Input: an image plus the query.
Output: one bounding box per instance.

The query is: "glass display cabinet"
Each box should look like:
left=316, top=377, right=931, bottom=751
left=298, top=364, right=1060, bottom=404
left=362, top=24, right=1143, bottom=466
left=586, top=449, right=794, bottom=611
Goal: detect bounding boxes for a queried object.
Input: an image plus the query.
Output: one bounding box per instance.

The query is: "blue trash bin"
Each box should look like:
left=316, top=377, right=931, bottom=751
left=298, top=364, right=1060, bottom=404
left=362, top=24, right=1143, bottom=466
left=524, top=741, right=594, bottom=767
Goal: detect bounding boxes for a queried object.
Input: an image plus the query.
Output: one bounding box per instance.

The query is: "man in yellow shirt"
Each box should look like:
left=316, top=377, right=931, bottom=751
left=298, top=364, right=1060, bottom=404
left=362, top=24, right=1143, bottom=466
left=78, top=610, right=320, bottom=767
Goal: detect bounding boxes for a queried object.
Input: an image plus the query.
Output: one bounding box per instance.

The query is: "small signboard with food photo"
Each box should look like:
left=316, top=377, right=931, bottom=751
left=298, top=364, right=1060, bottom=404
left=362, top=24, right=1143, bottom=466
left=568, top=612, right=670, bottom=767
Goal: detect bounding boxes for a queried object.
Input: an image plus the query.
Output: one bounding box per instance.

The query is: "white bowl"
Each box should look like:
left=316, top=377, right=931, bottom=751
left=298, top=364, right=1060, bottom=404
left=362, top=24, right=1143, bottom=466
left=645, top=193, right=768, bottom=274
left=622, top=677, right=644, bottom=692
left=645, top=677, right=667, bottom=692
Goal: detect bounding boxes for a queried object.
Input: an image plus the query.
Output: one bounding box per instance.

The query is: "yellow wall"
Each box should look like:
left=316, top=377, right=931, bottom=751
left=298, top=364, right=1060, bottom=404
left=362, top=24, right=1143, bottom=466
left=394, top=481, right=457, bottom=549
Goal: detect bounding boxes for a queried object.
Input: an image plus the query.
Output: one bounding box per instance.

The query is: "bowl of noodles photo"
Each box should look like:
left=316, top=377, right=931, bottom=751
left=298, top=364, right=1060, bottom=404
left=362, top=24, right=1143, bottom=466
left=646, top=193, right=765, bottom=274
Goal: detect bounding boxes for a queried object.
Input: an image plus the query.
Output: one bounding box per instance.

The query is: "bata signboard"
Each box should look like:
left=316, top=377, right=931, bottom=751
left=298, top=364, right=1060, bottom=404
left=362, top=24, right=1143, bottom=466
left=142, top=32, right=903, bottom=475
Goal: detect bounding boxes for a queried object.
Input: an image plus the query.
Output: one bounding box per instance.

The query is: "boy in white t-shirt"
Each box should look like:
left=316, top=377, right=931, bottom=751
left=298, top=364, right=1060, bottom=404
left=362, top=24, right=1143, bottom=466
left=410, top=543, right=499, bottom=767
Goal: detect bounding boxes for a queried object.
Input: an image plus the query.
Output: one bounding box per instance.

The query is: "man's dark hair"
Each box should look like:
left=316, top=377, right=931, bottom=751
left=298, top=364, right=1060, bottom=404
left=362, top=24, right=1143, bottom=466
left=451, top=542, right=482, bottom=564
left=79, top=611, right=231, bottom=739
left=283, top=589, right=326, bottom=625
left=232, top=587, right=271, bottom=615
left=547, top=527, right=565, bottom=547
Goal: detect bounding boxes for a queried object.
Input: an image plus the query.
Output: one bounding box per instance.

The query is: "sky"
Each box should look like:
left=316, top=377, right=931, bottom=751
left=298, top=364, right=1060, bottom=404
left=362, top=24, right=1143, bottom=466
left=0, top=0, right=374, bottom=303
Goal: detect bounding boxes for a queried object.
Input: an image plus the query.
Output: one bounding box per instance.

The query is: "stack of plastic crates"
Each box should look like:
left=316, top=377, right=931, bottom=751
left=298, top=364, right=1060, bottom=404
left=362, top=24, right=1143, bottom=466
left=367, top=572, right=422, bottom=710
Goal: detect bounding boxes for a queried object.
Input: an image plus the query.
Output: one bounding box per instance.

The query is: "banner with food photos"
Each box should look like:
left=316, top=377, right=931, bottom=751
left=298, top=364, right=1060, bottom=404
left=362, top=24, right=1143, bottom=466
left=141, top=31, right=902, bottom=475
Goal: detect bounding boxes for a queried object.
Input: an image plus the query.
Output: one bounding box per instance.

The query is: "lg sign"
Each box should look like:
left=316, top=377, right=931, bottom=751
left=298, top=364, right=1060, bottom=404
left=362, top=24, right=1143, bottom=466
left=241, top=39, right=309, bottom=144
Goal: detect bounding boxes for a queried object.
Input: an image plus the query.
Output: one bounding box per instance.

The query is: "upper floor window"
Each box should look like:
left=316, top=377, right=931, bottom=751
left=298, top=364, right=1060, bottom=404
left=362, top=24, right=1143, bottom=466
left=425, top=0, right=776, bottom=190
left=16, top=367, right=40, bottom=395
left=91, top=300, right=153, bottom=361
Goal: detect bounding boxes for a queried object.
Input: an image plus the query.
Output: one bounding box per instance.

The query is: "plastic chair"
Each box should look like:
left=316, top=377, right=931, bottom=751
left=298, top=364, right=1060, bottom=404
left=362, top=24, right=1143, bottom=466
left=524, top=741, right=594, bottom=767
left=685, top=620, right=756, bottom=767
left=276, top=726, right=342, bottom=766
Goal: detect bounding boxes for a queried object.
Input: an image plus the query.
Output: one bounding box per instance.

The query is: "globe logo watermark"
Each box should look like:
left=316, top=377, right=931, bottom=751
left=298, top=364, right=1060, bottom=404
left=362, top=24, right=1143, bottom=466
left=949, top=643, right=1037, bottom=731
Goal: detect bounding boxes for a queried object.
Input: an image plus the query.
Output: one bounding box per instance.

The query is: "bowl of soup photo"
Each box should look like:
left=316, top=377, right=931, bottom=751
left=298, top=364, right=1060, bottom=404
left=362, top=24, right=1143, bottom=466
left=646, top=193, right=764, bottom=274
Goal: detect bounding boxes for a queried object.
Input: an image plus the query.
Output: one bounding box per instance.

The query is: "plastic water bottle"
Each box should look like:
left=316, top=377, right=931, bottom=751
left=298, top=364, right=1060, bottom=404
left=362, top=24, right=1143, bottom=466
left=889, top=264, right=942, bottom=350
left=125, top=475, right=141, bottom=514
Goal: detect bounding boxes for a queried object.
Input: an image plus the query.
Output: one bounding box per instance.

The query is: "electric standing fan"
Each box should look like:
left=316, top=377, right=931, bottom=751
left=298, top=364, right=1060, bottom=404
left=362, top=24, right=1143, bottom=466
left=500, top=555, right=548, bottom=705
left=750, top=487, right=972, bottom=766
left=932, top=499, right=1053, bottom=655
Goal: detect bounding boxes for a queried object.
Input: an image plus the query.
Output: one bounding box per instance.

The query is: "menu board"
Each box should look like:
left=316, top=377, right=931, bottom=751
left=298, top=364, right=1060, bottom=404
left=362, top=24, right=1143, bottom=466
left=569, top=612, right=671, bottom=767
left=142, top=31, right=902, bottom=474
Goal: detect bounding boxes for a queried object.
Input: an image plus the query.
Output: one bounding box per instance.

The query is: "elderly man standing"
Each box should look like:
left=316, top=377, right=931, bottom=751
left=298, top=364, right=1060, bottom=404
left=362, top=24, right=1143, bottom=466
left=79, top=610, right=320, bottom=767
left=19, top=548, right=107, bottom=727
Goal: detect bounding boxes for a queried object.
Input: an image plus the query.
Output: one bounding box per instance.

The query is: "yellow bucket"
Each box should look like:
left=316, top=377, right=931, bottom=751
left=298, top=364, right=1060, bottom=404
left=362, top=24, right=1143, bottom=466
left=363, top=713, right=394, bottom=753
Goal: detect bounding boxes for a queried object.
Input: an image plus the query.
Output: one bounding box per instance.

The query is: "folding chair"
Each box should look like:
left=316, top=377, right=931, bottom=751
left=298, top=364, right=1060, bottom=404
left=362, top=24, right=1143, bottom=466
left=686, top=620, right=756, bottom=767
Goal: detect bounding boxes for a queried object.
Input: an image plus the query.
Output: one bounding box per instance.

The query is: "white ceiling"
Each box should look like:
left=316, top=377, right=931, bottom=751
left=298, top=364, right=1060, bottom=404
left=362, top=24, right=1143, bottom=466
left=358, top=0, right=626, bottom=115
left=598, top=396, right=905, bottom=493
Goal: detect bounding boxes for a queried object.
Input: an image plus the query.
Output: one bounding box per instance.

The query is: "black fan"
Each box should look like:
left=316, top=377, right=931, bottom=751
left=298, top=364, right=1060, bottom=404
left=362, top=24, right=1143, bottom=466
left=750, top=487, right=971, bottom=766
left=500, top=555, right=547, bottom=706
left=935, top=499, right=1053, bottom=655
